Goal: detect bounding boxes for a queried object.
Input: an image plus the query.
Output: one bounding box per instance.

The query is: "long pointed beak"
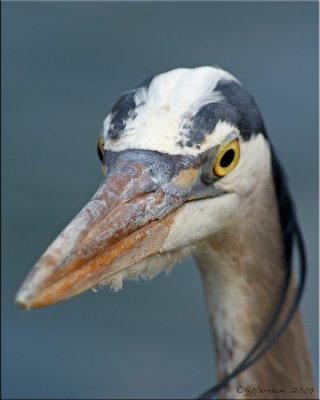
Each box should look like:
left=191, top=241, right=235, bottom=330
left=16, top=161, right=185, bottom=309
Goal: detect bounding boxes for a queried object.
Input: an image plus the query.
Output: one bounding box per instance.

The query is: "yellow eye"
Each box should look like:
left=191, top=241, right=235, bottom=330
left=213, top=139, right=240, bottom=177
left=97, top=136, right=104, bottom=163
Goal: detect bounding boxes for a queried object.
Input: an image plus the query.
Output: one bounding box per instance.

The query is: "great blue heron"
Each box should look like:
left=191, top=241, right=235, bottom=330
left=16, top=66, right=315, bottom=399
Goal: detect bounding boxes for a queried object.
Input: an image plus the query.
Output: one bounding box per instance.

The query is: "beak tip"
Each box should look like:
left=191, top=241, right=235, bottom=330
left=15, top=298, right=29, bottom=310
left=15, top=288, right=33, bottom=310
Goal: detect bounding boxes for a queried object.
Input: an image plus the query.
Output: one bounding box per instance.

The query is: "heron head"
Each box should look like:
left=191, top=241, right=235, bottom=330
left=16, top=66, right=272, bottom=309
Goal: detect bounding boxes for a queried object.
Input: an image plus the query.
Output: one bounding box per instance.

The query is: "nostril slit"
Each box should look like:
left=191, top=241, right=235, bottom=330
left=145, top=180, right=159, bottom=193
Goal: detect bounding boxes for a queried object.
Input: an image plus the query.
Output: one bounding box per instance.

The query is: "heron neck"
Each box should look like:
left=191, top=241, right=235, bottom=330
left=195, top=180, right=315, bottom=399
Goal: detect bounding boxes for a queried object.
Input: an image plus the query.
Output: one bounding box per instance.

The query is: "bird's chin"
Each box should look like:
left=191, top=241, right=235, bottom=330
left=83, top=192, right=236, bottom=294
left=99, top=247, right=190, bottom=292
left=97, top=195, right=235, bottom=292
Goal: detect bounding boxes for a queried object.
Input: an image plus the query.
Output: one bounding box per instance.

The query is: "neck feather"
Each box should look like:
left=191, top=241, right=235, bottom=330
left=195, top=169, right=315, bottom=399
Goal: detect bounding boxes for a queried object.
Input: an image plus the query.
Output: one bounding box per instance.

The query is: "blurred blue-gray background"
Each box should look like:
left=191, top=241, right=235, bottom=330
left=2, top=2, right=319, bottom=399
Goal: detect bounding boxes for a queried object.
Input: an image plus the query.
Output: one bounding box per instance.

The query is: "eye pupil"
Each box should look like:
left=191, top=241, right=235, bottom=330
left=97, top=146, right=104, bottom=162
left=220, top=149, right=235, bottom=168
left=97, top=137, right=104, bottom=162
